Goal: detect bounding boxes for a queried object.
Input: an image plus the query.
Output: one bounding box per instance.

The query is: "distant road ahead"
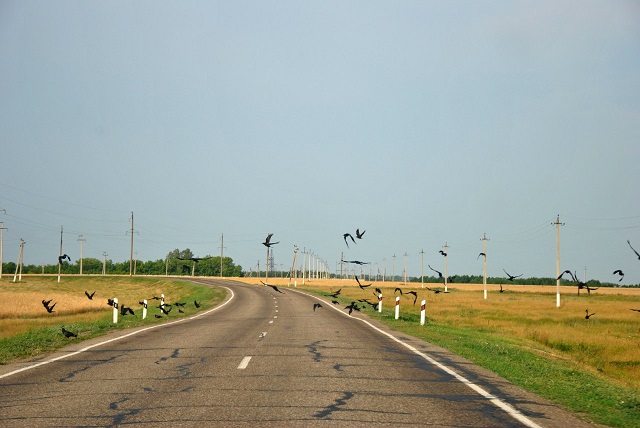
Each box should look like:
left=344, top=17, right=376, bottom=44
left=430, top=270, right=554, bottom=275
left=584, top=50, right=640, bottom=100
left=1, top=279, right=590, bottom=427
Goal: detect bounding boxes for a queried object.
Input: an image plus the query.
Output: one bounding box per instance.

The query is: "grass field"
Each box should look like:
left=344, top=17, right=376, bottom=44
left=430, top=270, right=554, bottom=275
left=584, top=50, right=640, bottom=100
left=238, top=277, right=640, bottom=427
left=0, top=275, right=225, bottom=363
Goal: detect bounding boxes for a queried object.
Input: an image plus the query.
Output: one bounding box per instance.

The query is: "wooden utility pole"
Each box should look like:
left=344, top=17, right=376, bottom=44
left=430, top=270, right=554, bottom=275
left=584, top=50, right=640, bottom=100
left=482, top=234, right=489, bottom=299
left=443, top=242, right=449, bottom=292
left=77, top=234, right=86, bottom=275
left=553, top=215, right=565, bottom=308
left=13, top=239, right=25, bottom=282
left=219, top=233, right=225, bottom=278
left=0, top=217, right=7, bottom=279
left=102, top=252, right=108, bottom=275
left=403, top=252, right=408, bottom=284
left=392, top=254, right=396, bottom=282
left=290, top=246, right=298, bottom=286
left=420, top=249, right=425, bottom=288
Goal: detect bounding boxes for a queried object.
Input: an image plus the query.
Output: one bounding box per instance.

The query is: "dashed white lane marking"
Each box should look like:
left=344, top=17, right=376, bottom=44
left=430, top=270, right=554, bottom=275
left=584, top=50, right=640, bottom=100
left=269, top=320, right=274, bottom=324
left=291, top=289, right=544, bottom=428
left=237, top=356, right=252, bottom=369
left=0, top=286, right=236, bottom=380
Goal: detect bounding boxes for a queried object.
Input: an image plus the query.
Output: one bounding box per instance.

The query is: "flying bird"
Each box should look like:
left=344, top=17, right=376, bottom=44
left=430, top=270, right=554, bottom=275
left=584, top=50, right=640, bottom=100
left=477, top=252, right=486, bottom=260
left=265, top=283, right=284, bottom=293
left=313, top=303, right=322, bottom=311
left=355, top=228, right=366, bottom=239
left=439, top=250, right=447, bottom=257
left=61, top=327, right=77, bottom=338
left=585, top=309, right=596, bottom=319
left=262, top=233, right=279, bottom=247
left=374, top=287, right=382, bottom=295
left=159, top=305, right=172, bottom=315
left=343, top=260, right=369, bottom=265
left=343, top=233, right=356, bottom=248
left=46, top=302, right=57, bottom=313
left=630, top=309, right=640, bottom=313
left=194, top=300, right=201, bottom=308
left=344, top=301, right=361, bottom=315
left=406, top=290, right=418, bottom=304
left=107, top=298, right=115, bottom=307
left=503, top=269, right=523, bottom=281
left=355, top=276, right=371, bottom=289
left=58, top=254, right=71, bottom=264
left=120, top=305, right=134, bottom=316
left=613, top=270, right=624, bottom=282
left=331, top=300, right=340, bottom=305
left=84, top=290, right=96, bottom=300
left=628, top=240, right=640, bottom=260
left=557, top=270, right=573, bottom=281
left=428, top=264, right=443, bottom=279
left=394, top=287, right=403, bottom=295
left=176, top=256, right=211, bottom=262
left=328, top=288, right=342, bottom=298
left=42, top=299, right=53, bottom=310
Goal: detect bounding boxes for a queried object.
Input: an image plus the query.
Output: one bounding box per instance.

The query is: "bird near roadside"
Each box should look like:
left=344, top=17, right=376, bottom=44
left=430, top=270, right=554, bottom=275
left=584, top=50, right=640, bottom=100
left=355, top=276, right=371, bottom=289
left=61, top=327, right=77, bottom=338
left=343, top=233, right=356, bottom=248
left=84, top=290, right=96, bottom=300
left=406, top=291, right=418, bottom=304
left=426, top=287, right=447, bottom=294
left=58, top=254, right=71, bottom=264
left=503, top=269, right=522, bottom=281
left=630, top=309, right=640, bottom=313
left=120, top=305, right=134, bottom=316
left=394, top=287, right=403, bottom=295
left=158, top=304, right=172, bottom=315
left=262, top=233, right=279, bottom=248
left=613, top=270, right=624, bottom=282
left=266, top=283, right=284, bottom=293
left=428, top=264, right=443, bottom=279
left=42, top=299, right=52, bottom=310
left=313, top=303, right=322, bottom=311
left=46, top=302, right=57, bottom=313
left=355, top=228, right=366, bottom=239
left=328, top=288, right=342, bottom=298
left=107, top=298, right=115, bottom=307
left=194, top=300, right=201, bottom=308
left=585, top=309, right=596, bottom=319
left=344, top=301, right=361, bottom=315
left=374, top=287, right=382, bottom=295
left=627, top=240, right=640, bottom=260
left=331, top=300, right=339, bottom=305
left=557, top=270, right=573, bottom=280
left=154, top=314, right=162, bottom=319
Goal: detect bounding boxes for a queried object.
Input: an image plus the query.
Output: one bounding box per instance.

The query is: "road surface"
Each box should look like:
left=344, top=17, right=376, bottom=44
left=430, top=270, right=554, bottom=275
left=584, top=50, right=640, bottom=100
left=0, top=279, right=592, bottom=427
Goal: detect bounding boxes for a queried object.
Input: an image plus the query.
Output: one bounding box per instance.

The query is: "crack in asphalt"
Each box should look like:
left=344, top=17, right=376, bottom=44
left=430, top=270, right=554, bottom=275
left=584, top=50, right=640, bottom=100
left=314, top=391, right=354, bottom=418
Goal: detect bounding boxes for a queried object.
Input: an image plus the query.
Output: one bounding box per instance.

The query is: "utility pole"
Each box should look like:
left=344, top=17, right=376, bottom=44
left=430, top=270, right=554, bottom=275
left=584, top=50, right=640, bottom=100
left=129, top=212, right=134, bottom=276
left=13, top=239, right=25, bottom=282
left=392, top=254, right=396, bottom=282
left=553, top=215, right=565, bottom=308
left=420, top=249, right=425, bottom=288
left=77, top=234, right=86, bottom=275
left=481, top=233, right=489, bottom=300
left=219, top=233, right=225, bottom=278
left=165, top=255, right=169, bottom=276
left=58, top=226, right=63, bottom=283
left=264, top=246, right=270, bottom=285
left=443, top=242, right=449, bottom=292
left=403, top=252, right=408, bottom=284
left=134, top=251, right=138, bottom=275
left=0, top=212, right=7, bottom=279
left=102, top=252, right=108, bottom=275
left=382, top=257, right=386, bottom=282
left=290, top=246, right=298, bottom=286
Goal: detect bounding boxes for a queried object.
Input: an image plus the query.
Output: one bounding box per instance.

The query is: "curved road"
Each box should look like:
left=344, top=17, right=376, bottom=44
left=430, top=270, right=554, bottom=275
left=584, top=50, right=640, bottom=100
left=1, top=279, right=591, bottom=427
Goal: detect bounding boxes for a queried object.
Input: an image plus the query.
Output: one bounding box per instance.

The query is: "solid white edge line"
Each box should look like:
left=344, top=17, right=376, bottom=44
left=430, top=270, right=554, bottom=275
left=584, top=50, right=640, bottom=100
left=291, top=289, right=544, bottom=428
left=0, top=286, right=235, bottom=380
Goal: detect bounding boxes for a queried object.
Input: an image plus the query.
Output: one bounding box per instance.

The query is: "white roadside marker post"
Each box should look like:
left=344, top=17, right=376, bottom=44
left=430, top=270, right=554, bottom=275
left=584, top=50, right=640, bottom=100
left=395, top=296, right=400, bottom=320
left=142, top=299, right=148, bottom=320
left=113, top=298, right=118, bottom=324
left=378, top=293, right=383, bottom=313
left=420, top=300, right=426, bottom=326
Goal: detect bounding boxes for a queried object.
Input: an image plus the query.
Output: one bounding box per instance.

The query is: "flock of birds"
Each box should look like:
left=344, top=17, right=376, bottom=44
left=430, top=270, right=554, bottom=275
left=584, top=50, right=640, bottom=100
left=259, top=232, right=640, bottom=320
left=40, top=287, right=202, bottom=339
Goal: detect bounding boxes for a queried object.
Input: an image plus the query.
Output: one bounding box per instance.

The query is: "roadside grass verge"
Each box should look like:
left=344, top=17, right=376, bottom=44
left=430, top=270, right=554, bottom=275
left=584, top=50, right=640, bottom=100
left=0, top=275, right=226, bottom=364
left=299, top=282, right=640, bottom=428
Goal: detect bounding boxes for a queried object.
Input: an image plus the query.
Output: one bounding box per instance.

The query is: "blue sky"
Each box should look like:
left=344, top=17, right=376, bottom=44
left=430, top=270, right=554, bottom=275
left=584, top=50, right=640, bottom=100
left=1, top=1, right=639, bottom=283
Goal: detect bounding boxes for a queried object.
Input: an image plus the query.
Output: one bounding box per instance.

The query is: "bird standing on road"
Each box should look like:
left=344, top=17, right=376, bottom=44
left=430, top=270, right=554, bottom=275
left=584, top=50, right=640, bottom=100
left=313, top=303, right=322, bottom=311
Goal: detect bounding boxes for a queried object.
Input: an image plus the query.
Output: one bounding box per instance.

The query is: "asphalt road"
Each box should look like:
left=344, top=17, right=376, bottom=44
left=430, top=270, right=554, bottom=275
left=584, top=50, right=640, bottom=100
left=0, top=279, right=592, bottom=427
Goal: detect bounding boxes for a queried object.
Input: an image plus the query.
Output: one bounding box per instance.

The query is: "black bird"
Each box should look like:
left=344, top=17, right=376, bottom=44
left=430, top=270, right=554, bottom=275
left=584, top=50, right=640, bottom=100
left=84, top=290, right=96, bottom=300
left=262, top=233, right=279, bottom=248
left=61, top=327, right=77, bottom=338
left=107, top=298, right=115, bottom=307
left=627, top=239, right=640, bottom=260
left=374, top=287, right=382, bottom=295
left=439, top=250, right=447, bottom=257
left=557, top=270, right=573, bottom=280
left=428, top=264, right=443, bottom=279
left=426, top=287, right=444, bottom=294
left=150, top=296, right=162, bottom=300
left=585, top=309, right=596, bottom=319
left=159, top=305, right=172, bottom=315
left=46, top=302, right=56, bottom=313
left=176, top=256, right=212, bottom=262
left=630, top=309, right=640, bottom=313
left=120, top=305, right=134, bottom=316
left=194, top=300, right=201, bottom=308
left=42, top=299, right=53, bottom=310
left=394, top=287, right=403, bottom=295
left=406, top=290, right=418, bottom=304
left=154, top=314, right=163, bottom=319
left=313, top=303, right=322, bottom=311
left=174, top=302, right=186, bottom=307
left=503, top=269, right=523, bottom=281
left=355, top=228, right=366, bottom=239
left=344, top=301, right=361, bottom=315
left=331, top=300, right=340, bottom=305
left=343, top=233, right=356, bottom=248
left=343, top=260, right=369, bottom=265
left=328, top=288, right=342, bottom=298
left=58, top=254, right=71, bottom=264
left=355, top=276, right=371, bottom=289
left=613, top=270, right=624, bottom=282
left=477, top=252, right=486, bottom=260
left=178, top=308, right=184, bottom=313
left=265, top=283, right=284, bottom=293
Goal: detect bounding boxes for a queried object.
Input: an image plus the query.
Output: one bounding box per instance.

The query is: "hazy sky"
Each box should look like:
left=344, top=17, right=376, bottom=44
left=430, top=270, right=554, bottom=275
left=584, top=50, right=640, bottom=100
left=1, top=1, right=639, bottom=283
